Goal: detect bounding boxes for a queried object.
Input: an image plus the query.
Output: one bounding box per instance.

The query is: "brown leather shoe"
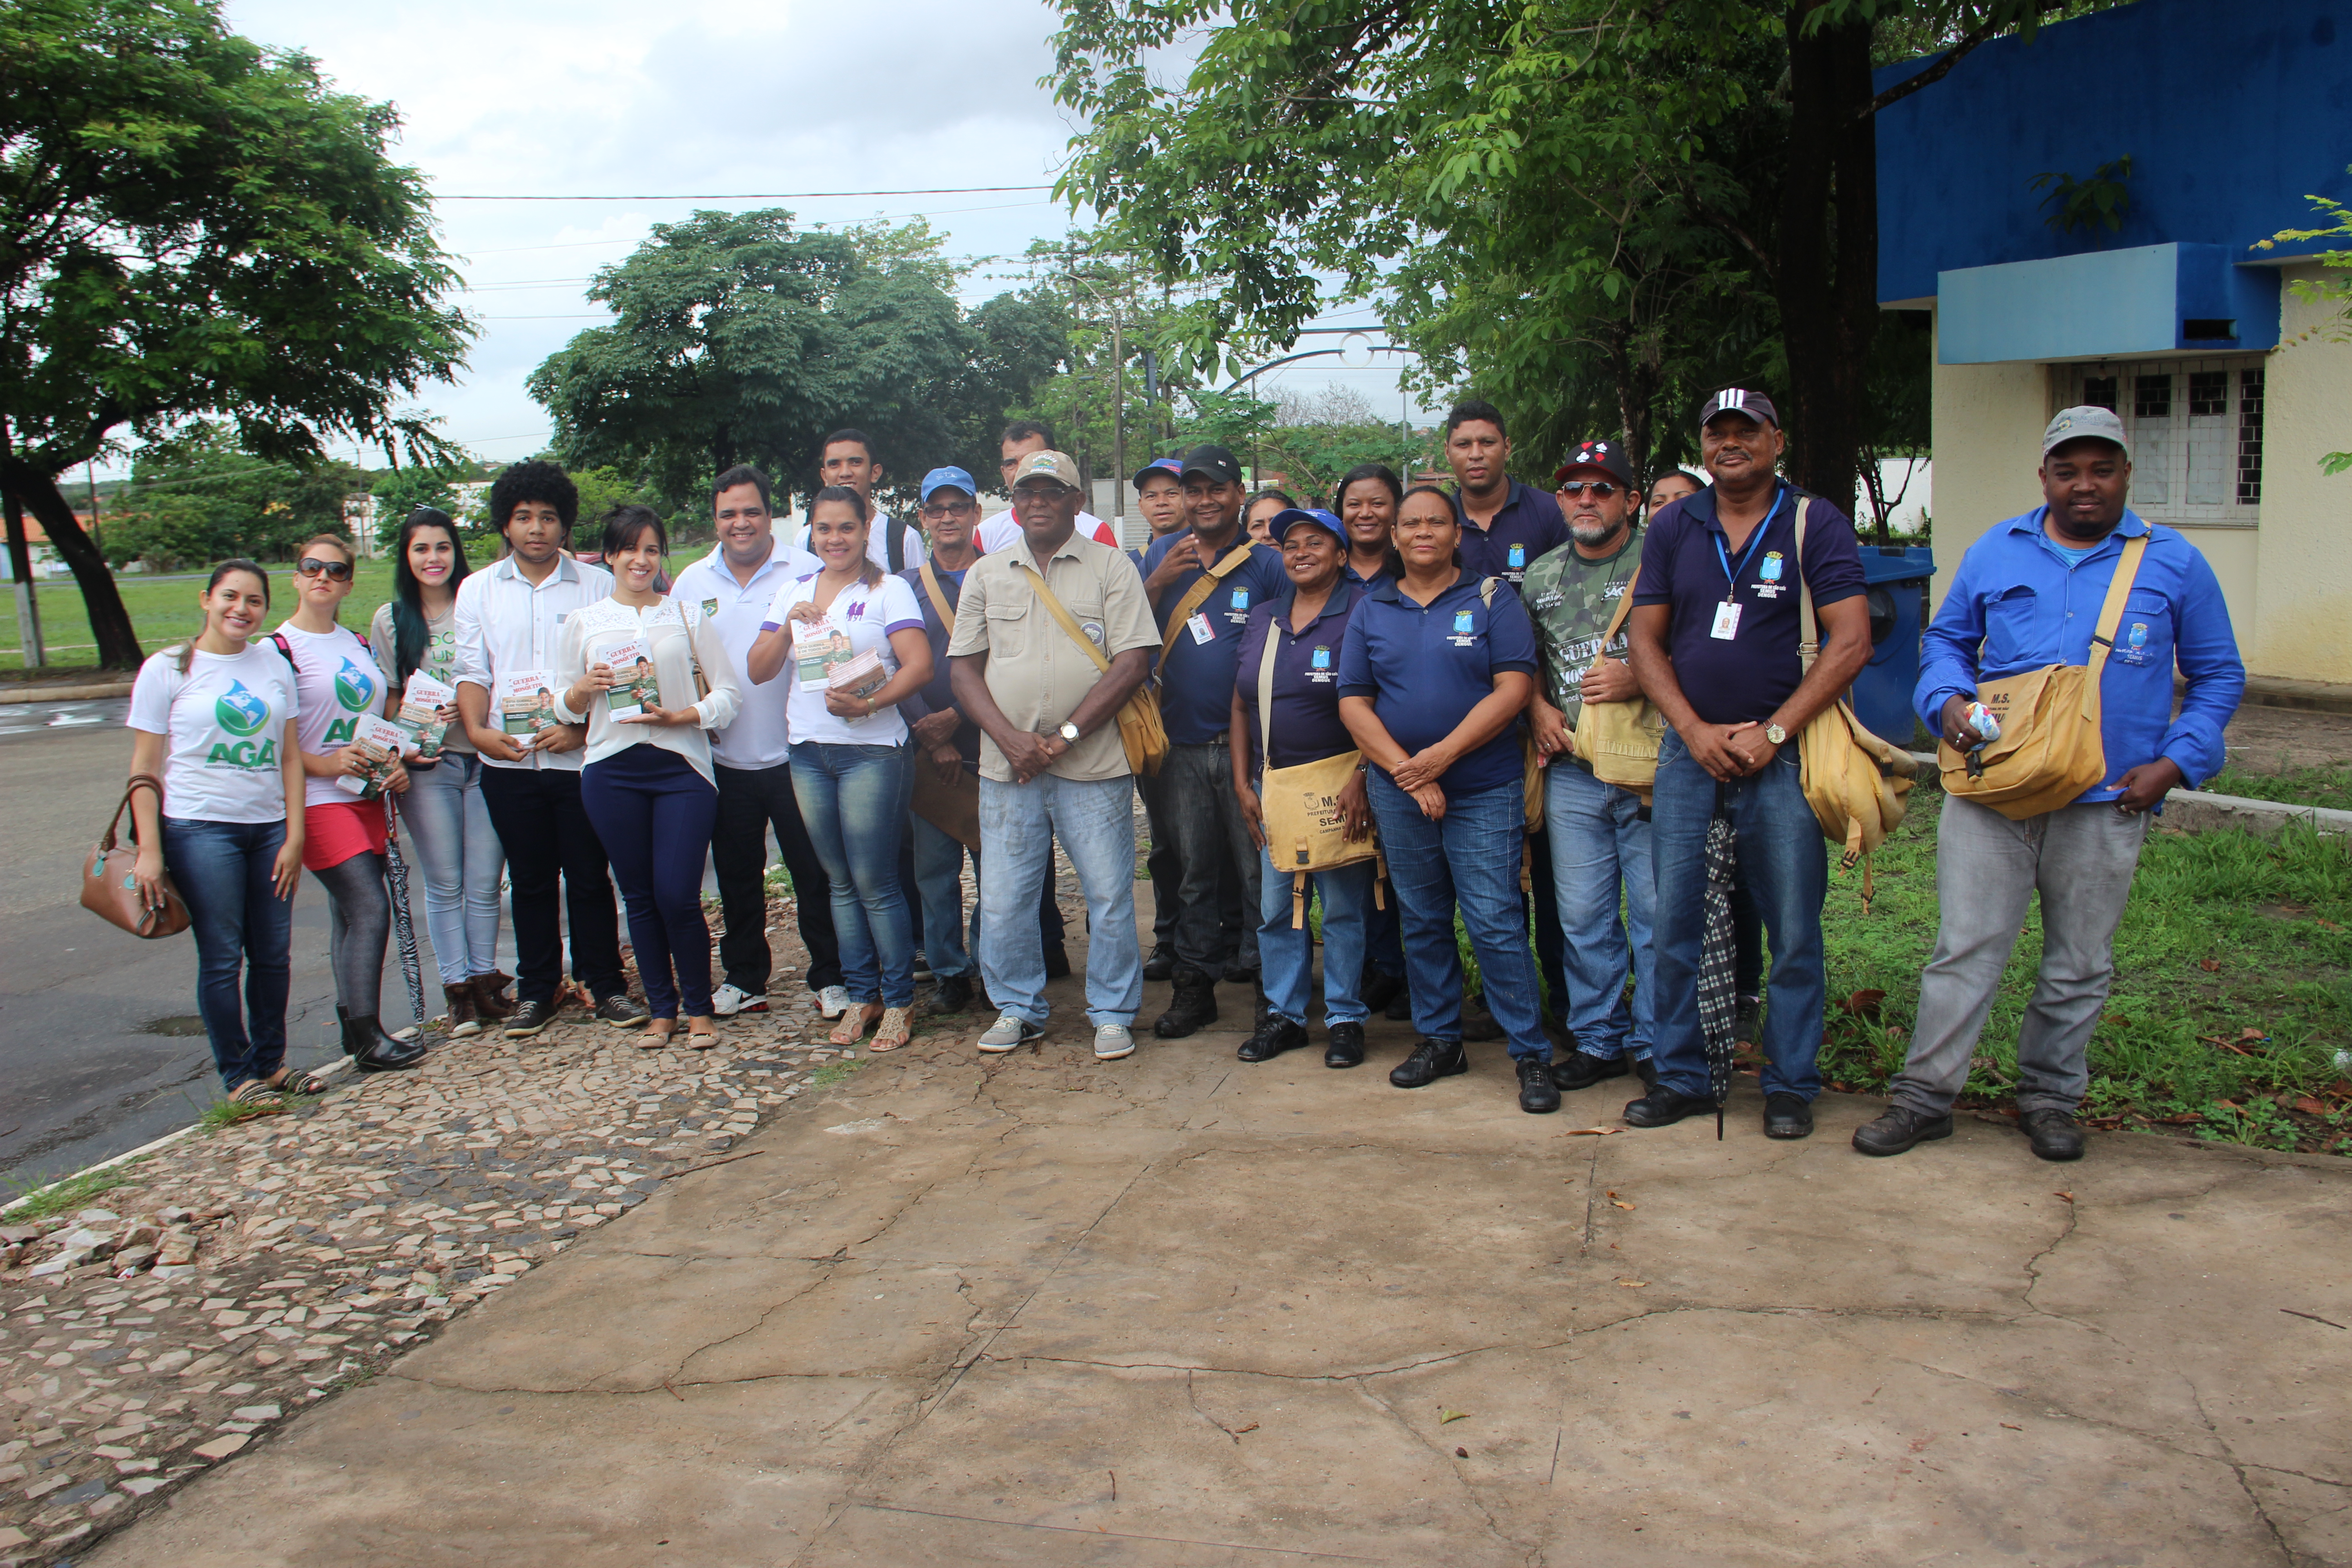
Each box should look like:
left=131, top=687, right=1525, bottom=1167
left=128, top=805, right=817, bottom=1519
left=442, top=982, right=480, bottom=1038
left=470, top=972, right=514, bottom=1020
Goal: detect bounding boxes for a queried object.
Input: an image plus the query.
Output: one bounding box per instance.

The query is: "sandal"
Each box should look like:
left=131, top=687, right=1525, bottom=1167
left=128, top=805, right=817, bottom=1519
left=685, top=1016, right=719, bottom=1050
left=869, top=1005, right=916, bottom=1052
left=230, top=1079, right=286, bottom=1112
left=640, top=1019, right=677, bottom=1051
left=269, top=1066, right=330, bottom=1096
left=830, top=1003, right=882, bottom=1046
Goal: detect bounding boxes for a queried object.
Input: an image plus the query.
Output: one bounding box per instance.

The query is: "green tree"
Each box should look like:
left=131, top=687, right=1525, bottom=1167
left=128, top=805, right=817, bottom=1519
left=2259, top=181, right=2352, bottom=476
left=105, top=423, right=364, bottom=570
left=370, top=466, right=460, bottom=549
left=0, top=0, right=469, bottom=666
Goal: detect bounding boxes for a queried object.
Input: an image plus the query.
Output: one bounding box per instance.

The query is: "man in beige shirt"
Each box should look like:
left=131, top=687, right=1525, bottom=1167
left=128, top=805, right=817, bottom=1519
left=949, top=450, right=1156, bottom=1059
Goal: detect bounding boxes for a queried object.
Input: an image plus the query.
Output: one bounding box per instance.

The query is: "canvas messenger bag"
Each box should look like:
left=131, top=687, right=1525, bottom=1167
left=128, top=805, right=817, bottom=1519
left=1936, top=533, right=2148, bottom=820
left=1251, top=623, right=1379, bottom=927
left=1569, top=564, right=1667, bottom=802
left=1014, top=559, right=1170, bottom=777
left=1792, top=498, right=1916, bottom=910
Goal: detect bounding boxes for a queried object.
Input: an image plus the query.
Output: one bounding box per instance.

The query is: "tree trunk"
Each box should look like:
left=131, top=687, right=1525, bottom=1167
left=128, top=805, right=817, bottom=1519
left=1778, top=2, right=1879, bottom=522
left=0, top=459, right=143, bottom=668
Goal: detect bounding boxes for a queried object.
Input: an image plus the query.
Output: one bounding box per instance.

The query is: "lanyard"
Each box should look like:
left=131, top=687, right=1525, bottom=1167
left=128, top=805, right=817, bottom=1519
left=1711, top=488, right=1785, bottom=598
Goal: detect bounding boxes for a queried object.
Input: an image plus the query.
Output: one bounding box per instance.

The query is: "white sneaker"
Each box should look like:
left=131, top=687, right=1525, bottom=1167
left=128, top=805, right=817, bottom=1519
left=1093, top=1024, right=1136, bottom=1061
left=817, top=985, right=852, bottom=1019
left=710, top=983, right=766, bottom=1018
left=977, top=1012, right=1043, bottom=1054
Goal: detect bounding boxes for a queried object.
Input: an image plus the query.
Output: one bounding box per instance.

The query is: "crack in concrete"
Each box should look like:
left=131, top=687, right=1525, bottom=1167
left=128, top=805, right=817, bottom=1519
left=2190, top=1381, right=2301, bottom=1565
left=985, top=1342, right=1545, bottom=1384
left=1346, top=1367, right=1541, bottom=1565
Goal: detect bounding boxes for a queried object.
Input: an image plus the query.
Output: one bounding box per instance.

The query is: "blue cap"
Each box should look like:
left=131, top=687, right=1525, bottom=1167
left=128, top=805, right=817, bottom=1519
left=1131, top=456, right=1184, bottom=488
left=1269, top=506, right=1346, bottom=544
left=919, top=466, right=978, bottom=504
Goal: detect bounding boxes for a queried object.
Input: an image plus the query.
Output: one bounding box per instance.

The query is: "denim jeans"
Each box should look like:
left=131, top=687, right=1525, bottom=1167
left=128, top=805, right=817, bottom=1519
left=790, top=741, right=916, bottom=1009
left=1649, top=730, right=1827, bottom=1101
left=976, top=773, right=1142, bottom=1028
left=1161, top=741, right=1261, bottom=976
left=583, top=746, right=720, bottom=1019
left=477, top=765, right=626, bottom=1006
left=162, top=816, right=293, bottom=1091
left=911, top=812, right=980, bottom=980
left=1366, top=773, right=1549, bottom=1061
left=1891, top=794, right=2150, bottom=1117
left=711, top=761, right=842, bottom=995
left=400, top=750, right=505, bottom=985
left=1256, top=845, right=1374, bottom=1027
left=1544, top=760, right=1655, bottom=1062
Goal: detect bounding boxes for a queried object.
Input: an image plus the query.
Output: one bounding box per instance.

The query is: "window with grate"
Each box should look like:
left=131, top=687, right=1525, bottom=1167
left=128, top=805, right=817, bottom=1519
left=2237, top=368, right=2265, bottom=504
left=2188, top=371, right=2228, bottom=416
left=2134, top=374, right=2171, bottom=419
left=2067, top=357, right=2264, bottom=525
left=2082, top=376, right=2118, bottom=412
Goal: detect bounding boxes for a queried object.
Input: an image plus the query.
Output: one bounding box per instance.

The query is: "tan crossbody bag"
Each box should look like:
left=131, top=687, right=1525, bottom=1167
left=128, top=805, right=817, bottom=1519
left=1937, top=534, right=2148, bottom=819
left=1569, top=565, right=1667, bottom=802
left=1252, top=625, right=1380, bottom=927
left=1014, top=560, right=1170, bottom=777
left=907, top=561, right=982, bottom=849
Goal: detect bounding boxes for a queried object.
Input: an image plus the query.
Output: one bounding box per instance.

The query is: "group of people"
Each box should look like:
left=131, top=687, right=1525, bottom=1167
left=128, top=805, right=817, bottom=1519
left=125, top=391, right=2243, bottom=1164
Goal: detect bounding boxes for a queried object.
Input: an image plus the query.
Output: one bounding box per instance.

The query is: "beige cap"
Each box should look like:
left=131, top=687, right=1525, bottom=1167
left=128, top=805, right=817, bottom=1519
left=1008, top=449, right=1083, bottom=491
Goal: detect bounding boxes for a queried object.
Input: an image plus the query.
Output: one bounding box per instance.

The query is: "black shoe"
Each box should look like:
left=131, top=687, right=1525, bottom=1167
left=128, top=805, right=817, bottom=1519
left=1734, top=994, right=1764, bottom=1045
left=1359, top=967, right=1406, bottom=1014
left=1852, top=1104, right=1954, bottom=1156
left=1153, top=969, right=1219, bottom=1039
left=343, top=1014, right=426, bottom=1073
left=930, top=973, right=975, bottom=1015
left=1516, top=1056, right=1561, bottom=1114
left=911, top=951, right=932, bottom=980
left=1384, top=985, right=1414, bottom=1022
left=1324, top=1022, right=1366, bottom=1069
left=595, top=992, right=651, bottom=1029
left=1043, top=946, right=1073, bottom=980
left=1142, top=944, right=1177, bottom=982
left=1460, top=994, right=1504, bottom=1042
left=1635, top=1056, right=1657, bottom=1091
left=1238, top=1017, right=1308, bottom=1063
left=2020, top=1108, right=2086, bottom=1161
left=1550, top=1051, right=1629, bottom=1093
left=1390, top=1038, right=1468, bottom=1088
left=1222, top=960, right=1259, bottom=985
left=1624, top=1087, right=1715, bottom=1127
left=502, top=998, right=556, bottom=1039
left=1764, top=1092, right=1814, bottom=1140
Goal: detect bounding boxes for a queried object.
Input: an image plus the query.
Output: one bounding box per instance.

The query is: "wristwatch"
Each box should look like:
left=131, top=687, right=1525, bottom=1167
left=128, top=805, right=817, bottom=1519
left=1057, top=721, right=1082, bottom=745
left=1764, top=722, right=1788, bottom=745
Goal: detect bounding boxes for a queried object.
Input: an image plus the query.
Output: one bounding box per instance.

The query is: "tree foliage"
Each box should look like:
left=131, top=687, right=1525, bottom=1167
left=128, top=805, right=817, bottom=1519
left=104, top=422, right=363, bottom=571
left=0, top=0, right=470, bottom=664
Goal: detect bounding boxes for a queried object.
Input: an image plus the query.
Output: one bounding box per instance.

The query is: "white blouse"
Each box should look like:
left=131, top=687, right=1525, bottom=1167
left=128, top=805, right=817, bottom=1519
left=550, top=597, right=743, bottom=788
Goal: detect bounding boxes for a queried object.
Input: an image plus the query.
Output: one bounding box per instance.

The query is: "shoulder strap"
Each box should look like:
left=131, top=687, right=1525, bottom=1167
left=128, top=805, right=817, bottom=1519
left=2083, top=534, right=2151, bottom=706
left=888, top=521, right=906, bottom=574
left=1480, top=574, right=1499, bottom=606
left=919, top=558, right=957, bottom=639
left=1597, top=564, right=1642, bottom=650
left=1014, top=559, right=1113, bottom=674
left=1156, top=543, right=1259, bottom=671
left=268, top=631, right=298, bottom=672
left=1794, top=498, right=1818, bottom=672
left=1256, top=616, right=1281, bottom=762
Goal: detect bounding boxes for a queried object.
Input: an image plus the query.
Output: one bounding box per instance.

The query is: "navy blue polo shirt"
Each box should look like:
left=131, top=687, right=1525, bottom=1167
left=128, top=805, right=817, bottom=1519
left=897, top=562, right=980, bottom=762
left=1632, top=482, right=1866, bottom=726
left=1234, top=583, right=1364, bottom=771
left=1337, top=572, right=1539, bottom=799
left=1142, top=530, right=1290, bottom=745
left=1450, top=479, right=1570, bottom=587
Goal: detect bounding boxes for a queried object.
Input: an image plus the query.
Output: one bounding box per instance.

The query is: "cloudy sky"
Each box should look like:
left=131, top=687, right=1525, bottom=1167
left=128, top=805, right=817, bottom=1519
left=206, top=0, right=1410, bottom=475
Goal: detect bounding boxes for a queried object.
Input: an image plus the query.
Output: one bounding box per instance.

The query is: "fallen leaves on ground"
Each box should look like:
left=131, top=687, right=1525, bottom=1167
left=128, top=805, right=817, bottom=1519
left=1439, top=1408, right=1470, bottom=1424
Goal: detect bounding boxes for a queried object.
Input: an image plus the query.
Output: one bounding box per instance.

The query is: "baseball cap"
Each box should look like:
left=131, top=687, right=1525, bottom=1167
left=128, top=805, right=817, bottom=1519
left=918, top=466, right=978, bottom=505
left=1007, top=450, right=1083, bottom=491
left=1552, top=439, right=1634, bottom=489
left=1132, top=456, right=1185, bottom=488
left=1268, top=506, right=1345, bottom=545
left=2042, top=406, right=2131, bottom=458
left=1699, top=387, right=1780, bottom=429
left=1180, top=444, right=1245, bottom=487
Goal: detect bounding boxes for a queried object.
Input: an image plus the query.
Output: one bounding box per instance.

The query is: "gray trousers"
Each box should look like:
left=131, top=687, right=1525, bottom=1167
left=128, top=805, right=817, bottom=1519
left=1891, top=793, right=2149, bottom=1117
left=1162, top=740, right=1262, bottom=975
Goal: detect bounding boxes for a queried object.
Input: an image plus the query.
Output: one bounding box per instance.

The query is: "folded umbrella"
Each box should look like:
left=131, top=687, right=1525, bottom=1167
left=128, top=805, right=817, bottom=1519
left=1697, top=789, right=1740, bottom=1141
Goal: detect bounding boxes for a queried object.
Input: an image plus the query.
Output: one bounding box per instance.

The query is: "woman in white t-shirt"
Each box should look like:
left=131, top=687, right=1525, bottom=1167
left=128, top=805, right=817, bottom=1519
left=745, top=486, right=933, bottom=1052
left=124, top=559, right=309, bottom=1108
left=277, top=533, right=427, bottom=1078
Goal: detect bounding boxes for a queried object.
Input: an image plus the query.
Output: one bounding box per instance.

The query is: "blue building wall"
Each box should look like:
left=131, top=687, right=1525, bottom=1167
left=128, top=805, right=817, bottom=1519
left=1875, top=0, right=2352, bottom=306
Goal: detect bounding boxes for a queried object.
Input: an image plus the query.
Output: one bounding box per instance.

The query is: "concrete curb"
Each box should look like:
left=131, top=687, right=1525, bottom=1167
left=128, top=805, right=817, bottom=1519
left=0, top=680, right=133, bottom=704
left=1903, top=750, right=2350, bottom=836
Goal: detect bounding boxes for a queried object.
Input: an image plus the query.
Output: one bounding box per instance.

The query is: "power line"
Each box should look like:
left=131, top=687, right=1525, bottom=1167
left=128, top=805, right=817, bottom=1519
left=439, top=184, right=1055, bottom=201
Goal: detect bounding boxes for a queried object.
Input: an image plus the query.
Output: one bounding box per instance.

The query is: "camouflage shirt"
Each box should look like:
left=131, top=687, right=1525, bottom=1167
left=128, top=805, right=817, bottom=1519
left=1520, top=524, right=1642, bottom=725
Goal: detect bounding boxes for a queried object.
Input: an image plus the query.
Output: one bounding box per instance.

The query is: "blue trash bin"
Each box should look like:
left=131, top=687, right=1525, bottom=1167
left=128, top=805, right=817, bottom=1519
left=1848, top=545, right=1935, bottom=748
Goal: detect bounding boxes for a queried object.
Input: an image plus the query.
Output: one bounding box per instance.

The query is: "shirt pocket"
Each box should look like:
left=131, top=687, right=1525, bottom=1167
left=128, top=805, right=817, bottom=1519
left=982, top=598, right=1032, bottom=663
left=1980, top=583, right=2043, bottom=668
left=2111, top=591, right=2174, bottom=670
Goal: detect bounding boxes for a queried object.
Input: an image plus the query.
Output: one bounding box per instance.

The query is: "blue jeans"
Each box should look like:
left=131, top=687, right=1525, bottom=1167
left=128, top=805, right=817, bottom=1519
left=1257, top=845, right=1374, bottom=1027
left=162, top=816, right=294, bottom=1091
left=400, top=750, right=505, bottom=985
left=1648, top=730, right=1828, bottom=1101
left=1366, top=773, right=1548, bottom=1061
left=791, top=741, right=916, bottom=1009
left=1544, top=761, right=1656, bottom=1063
left=583, top=746, right=720, bottom=1018
left=976, top=773, right=1142, bottom=1028
left=911, top=813, right=980, bottom=980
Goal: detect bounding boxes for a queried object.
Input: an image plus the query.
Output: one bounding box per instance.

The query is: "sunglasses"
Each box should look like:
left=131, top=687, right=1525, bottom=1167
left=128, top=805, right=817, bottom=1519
left=295, top=557, right=355, bottom=581
left=1557, top=480, right=1620, bottom=499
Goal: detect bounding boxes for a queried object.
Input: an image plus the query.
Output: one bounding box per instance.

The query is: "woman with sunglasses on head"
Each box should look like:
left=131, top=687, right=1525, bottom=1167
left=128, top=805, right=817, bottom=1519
left=370, top=507, right=510, bottom=1039
left=1242, top=488, right=1294, bottom=548
left=277, top=534, right=430, bottom=1077
left=125, top=560, right=311, bottom=1109
left=555, top=505, right=744, bottom=1049
left=745, top=485, right=934, bottom=1054
left=1334, top=464, right=1403, bottom=587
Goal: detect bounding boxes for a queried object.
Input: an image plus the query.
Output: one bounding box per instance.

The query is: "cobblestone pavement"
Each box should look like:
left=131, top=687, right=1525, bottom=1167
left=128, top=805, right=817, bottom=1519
left=0, top=891, right=919, bottom=1568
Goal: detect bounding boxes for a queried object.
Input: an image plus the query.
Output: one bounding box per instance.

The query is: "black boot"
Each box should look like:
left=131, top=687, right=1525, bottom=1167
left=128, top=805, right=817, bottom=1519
left=343, top=1013, right=426, bottom=1073
left=1359, top=967, right=1405, bottom=1015
left=1153, top=969, right=1220, bottom=1039
left=1237, top=1016, right=1308, bottom=1063
left=1142, top=944, right=1177, bottom=982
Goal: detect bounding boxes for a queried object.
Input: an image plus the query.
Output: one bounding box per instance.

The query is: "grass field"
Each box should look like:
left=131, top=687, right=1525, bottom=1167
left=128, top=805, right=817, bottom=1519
left=2207, top=762, right=2352, bottom=813
left=1, top=559, right=400, bottom=675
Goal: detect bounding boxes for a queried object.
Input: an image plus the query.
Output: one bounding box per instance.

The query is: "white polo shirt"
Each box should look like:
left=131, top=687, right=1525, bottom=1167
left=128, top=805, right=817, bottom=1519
left=669, top=539, right=821, bottom=771
left=452, top=551, right=614, bottom=772
left=779, top=507, right=926, bottom=573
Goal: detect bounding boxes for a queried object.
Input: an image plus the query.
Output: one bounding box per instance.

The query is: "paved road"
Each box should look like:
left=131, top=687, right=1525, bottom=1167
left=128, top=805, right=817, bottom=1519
left=0, top=696, right=436, bottom=1188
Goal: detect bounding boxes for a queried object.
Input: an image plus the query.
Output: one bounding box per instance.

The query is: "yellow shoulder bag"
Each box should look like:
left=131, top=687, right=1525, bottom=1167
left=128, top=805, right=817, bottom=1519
left=1252, top=619, right=1378, bottom=927
left=1569, top=564, right=1666, bottom=802
left=1792, top=499, right=1916, bottom=909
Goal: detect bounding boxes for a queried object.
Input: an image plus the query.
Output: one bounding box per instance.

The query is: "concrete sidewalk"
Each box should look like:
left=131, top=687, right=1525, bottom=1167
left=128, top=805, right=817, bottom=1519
left=89, top=1011, right=2352, bottom=1567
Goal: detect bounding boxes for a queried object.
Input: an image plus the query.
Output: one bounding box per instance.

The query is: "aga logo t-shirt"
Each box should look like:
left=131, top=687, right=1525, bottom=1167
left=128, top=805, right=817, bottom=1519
left=276, top=623, right=387, bottom=808
left=126, top=644, right=299, bottom=825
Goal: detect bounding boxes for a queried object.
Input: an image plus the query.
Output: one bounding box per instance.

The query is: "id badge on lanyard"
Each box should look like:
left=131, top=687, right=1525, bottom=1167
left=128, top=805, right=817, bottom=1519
left=1709, top=490, right=1784, bottom=642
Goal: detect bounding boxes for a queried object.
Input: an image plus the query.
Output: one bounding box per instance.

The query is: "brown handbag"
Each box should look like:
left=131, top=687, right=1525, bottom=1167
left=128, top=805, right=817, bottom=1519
left=82, top=774, right=192, bottom=939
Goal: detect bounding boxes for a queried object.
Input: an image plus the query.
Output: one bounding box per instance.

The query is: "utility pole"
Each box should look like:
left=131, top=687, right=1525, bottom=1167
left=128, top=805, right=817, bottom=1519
left=2, top=419, right=45, bottom=669
left=1110, top=306, right=1127, bottom=543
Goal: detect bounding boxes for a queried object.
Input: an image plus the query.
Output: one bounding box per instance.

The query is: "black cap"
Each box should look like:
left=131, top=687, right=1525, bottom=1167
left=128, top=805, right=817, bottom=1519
left=1180, top=444, right=1244, bottom=486
left=1699, top=387, right=1779, bottom=429
left=1552, top=440, right=1634, bottom=489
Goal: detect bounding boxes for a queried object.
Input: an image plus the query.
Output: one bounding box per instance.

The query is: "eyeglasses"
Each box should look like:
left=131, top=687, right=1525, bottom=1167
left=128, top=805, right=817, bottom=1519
left=295, top=557, right=354, bottom=581
left=1557, top=480, right=1620, bottom=499
left=921, top=501, right=978, bottom=520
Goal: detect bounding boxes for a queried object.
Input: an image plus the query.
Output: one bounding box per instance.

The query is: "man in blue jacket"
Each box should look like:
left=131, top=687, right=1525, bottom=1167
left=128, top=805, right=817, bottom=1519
left=1856, top=407, right=2244, bottom=1163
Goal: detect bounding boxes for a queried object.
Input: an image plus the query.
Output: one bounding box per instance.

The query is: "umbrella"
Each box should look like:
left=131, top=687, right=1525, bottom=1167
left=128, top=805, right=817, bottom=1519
left=1695, top=789, right=1740, bottom=1141
left=382, top=792, right=426, bottom=1029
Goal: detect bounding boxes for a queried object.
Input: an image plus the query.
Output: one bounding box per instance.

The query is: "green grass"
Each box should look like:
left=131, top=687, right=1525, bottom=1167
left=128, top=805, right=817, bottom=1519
left=1, top=1158, right=143, bottom=1220
left=1819, top=782, right=2352, bottom=1154
left=810, top=1060, right=865, bottom=1087
left=199, top=1097, right=282, bottom=1131
left=2206, top=763, right=2352, bottom=814
left=1, top=558, right=400, bottom=671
